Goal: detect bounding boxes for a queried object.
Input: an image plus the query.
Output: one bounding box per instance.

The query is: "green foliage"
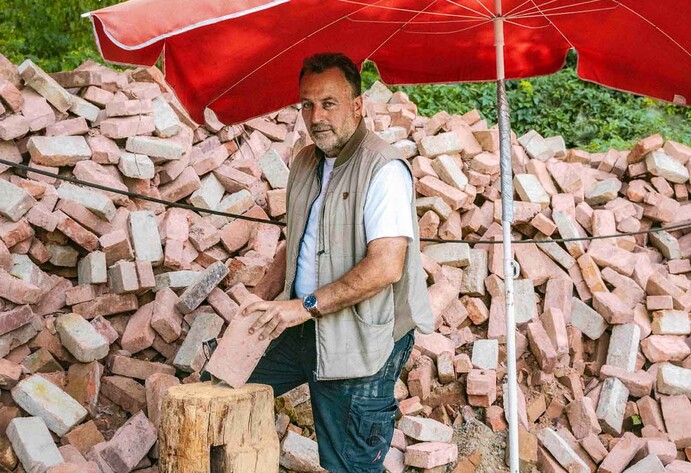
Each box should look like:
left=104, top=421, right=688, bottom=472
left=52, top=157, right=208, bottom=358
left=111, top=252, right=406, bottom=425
left=0, top=0, right=120, bottom=72
left=362, top=53, right=691, bottom=152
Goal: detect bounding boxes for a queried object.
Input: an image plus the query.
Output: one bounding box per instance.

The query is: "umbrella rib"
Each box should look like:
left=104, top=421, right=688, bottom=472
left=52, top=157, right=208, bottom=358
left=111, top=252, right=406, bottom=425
left=204, top=0, right=385, bottom=112
left=470, top=0, right=495, bottom=17
left=401, top=18, right=493, bottom=34
left=525, top=0, right=576, bottom=47
left=511, top=5, right=618, bottom=19
left=504, top=0, right=538, bottom=18
left=337, top=0, right=483, bottom=19
left=365, top=0, right=441, bottom=60
left=509, top=0, right=610, bottom=17
left=511, top=2, right=619, bottom=18
left=508, top=0, right=612, bottom=19
left=347, top=17, right=485, bottom=23
left=611, top=0, right=691, bottom=57
left=444, top=0, right=493, bottom=19
left=504, top=19, right=551, bottom=28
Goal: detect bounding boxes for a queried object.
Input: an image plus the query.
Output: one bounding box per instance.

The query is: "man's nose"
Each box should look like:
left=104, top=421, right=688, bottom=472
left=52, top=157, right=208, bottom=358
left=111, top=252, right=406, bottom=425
left=310, top=105, right=326, bottom=123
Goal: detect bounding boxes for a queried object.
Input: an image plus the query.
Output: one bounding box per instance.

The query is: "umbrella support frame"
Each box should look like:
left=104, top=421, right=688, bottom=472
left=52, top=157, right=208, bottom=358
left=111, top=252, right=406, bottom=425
left=494, top=3, right=520, bottom=473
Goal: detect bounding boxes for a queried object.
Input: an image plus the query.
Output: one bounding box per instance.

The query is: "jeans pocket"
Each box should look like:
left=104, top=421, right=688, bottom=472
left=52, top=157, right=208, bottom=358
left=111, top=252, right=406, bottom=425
left=343, top=395, right=397, bottom=471
left=383, top=330, right=415, bottom=383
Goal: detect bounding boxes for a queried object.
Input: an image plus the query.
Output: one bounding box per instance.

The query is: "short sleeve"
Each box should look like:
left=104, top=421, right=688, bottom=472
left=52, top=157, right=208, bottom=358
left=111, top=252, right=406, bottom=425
left=364, top=160, right=414, bottom=243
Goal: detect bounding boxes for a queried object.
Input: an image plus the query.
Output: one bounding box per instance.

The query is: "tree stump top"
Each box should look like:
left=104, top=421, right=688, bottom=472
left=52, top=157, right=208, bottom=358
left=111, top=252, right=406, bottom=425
left=165, top=382, right=274, bottom=401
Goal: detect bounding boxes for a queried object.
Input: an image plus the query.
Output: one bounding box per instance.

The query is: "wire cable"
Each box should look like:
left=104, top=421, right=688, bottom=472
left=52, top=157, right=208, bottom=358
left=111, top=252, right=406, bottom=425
left=1, top=157, right=689, bottom=245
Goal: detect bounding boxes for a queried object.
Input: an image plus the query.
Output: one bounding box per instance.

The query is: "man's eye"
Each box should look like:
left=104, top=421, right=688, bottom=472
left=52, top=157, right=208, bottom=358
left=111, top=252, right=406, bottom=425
left=324, top=102, right=335, bottom=109
left=302, top=102, right=313, bottom=110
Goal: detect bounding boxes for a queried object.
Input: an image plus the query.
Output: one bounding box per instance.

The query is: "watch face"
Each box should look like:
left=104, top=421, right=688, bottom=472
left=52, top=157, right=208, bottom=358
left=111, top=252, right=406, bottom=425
left=304, top=294, right=317, bottom=310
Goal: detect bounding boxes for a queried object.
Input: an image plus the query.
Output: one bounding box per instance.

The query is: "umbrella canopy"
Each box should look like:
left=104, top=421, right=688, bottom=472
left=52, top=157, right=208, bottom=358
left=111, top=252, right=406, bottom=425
left=89, top=0, right=690, bottom=124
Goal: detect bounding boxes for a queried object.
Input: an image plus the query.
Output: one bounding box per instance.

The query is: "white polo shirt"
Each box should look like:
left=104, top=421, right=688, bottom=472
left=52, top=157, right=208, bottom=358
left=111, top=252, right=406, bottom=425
left=294, top=159, right=414, bottom=298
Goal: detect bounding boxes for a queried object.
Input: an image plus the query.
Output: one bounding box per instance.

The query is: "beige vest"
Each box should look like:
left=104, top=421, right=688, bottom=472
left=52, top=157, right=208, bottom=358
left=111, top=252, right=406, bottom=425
left=283, top=120, right=433, bottom=380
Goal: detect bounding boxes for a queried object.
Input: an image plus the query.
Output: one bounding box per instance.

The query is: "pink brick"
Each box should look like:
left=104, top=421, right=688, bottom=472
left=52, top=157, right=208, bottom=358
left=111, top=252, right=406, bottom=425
left=135, top=260, right=155, bottom=291
left=64, top=285, right=96, bottom=306
left=162, top=208, right=189, bottom=242
left=599, top=432, right=641, bottom=473
left=566, top=397, right=601, bottom=440
left=110, top=354, right=175, bottom=381
left=150, top=288, right=183, bottom=343
left=660, top=395, right=691, bottom=448
left=72, top=161, right=129, bottom=206
left=56, top=213, right=99, bottom=251
left=100, top=115, right=155, bottom=139
left=99, top=230, right=133, bottom=266
left=587, top=241, right=636, bottom=276
left=636, top=396, right=665, bottom=432
left=641, top=335, right=690, bottom=363
left=26, top=205, right=59, bottom=232
left=0, top=305, right=35, bottom=336
left=0, top=271, right=42, bottom=305
left=637, top=438, right=677, bottom=465
left=145, top=372, right=179, bottom=429
left=159, top=166, right=201, bottom=202
left=205, top=300, right=270, bottom=388
left=90, top=316, right=119, bottom=345
left=99, top=411, right=156, bottom=473
left=107, top=260, right=139, bottom=294
left=72, top=294, right=138, bottom=319
left=57, top=200, right=113, bottom=237
left=0, top=358, right=22, bottom=389
left=527, top=321, right=558, bottom=373
left=404, top=442, right=458, bottom=469
left=120, top=302, right=156, bottom=354
left=206, top=287, right=239, bottom=324
left=87, top=135, right=120, bottom=164
left=416, top=175, right=469, bottom=210
left=0, top=219, right=34, bottom=248
left=45, top=117, right=89, bottom=136
left=592, top=291, right=633, bottom=324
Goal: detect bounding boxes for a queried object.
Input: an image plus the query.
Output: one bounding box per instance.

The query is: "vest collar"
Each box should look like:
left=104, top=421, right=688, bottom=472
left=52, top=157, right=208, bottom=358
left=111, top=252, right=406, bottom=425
left=315, top=119, right=368, bottom=168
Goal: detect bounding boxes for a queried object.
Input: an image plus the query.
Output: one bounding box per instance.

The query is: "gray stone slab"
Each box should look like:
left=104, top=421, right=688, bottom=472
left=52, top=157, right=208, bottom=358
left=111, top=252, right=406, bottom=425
left=175, top=261, right=229, bottom=314
left=172, top=311, right=224, bottom=373
left=11, top=375, right=88, bottom=436
left=7, top=417, right=64, bottom=473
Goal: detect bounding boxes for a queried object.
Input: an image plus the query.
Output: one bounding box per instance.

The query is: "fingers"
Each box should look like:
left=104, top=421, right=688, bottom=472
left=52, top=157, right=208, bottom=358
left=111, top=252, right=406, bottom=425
left=259, top=316, right=282, bottom=341
left=265, top=320, right=288, bottom=340
left=242, top=301, right=270, bottom=316
left=249, top=308, right=276, bottom=334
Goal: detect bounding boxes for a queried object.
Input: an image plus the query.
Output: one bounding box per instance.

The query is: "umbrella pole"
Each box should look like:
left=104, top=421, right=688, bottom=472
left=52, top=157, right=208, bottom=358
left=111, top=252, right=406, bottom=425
left=493, top=2, right=519, bottom=472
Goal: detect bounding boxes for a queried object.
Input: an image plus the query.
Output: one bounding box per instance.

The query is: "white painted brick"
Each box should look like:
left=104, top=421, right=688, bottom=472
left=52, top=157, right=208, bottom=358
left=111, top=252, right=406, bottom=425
left=11, top=375, right=88, bottom=436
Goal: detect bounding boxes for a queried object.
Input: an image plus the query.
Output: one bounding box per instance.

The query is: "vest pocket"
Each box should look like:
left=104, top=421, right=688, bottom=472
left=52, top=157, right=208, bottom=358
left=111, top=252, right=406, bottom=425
left=354, top=287, right=395, bottom=326
left=343, top=395, right=397, bottom=470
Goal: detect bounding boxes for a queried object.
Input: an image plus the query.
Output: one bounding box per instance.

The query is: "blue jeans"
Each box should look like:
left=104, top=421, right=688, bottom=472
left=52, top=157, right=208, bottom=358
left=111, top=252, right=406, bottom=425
left=248, top=319, right=415, bottom=473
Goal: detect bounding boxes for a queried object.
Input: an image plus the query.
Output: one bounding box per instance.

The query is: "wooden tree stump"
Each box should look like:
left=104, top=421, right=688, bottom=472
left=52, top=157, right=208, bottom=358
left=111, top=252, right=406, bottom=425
left=158, top=382, right=279, bottom=473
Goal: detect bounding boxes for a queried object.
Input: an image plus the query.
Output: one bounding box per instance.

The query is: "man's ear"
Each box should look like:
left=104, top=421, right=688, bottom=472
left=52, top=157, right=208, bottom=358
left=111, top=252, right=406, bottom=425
left=354, top=94, right=364, bottom=119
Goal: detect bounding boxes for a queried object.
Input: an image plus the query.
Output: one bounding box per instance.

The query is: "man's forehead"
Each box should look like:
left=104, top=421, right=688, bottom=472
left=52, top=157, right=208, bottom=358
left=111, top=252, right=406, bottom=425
left=299, top=68, right=352, bottom=98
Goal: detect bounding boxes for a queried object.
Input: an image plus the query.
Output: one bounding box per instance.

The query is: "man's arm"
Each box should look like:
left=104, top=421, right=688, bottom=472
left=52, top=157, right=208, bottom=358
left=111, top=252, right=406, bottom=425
left=241, top=236, right=408, bottom=340
left=313, top=236, right=407, bottom=314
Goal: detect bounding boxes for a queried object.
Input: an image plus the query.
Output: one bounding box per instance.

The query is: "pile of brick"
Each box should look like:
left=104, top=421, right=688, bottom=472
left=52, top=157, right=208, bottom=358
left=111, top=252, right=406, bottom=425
left=0, top=53, right=689, bottom=473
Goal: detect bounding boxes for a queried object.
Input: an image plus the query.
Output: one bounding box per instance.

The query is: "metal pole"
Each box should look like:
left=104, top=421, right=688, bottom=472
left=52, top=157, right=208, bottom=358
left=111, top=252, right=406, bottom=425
left=493, top=1, right=519, bottom=472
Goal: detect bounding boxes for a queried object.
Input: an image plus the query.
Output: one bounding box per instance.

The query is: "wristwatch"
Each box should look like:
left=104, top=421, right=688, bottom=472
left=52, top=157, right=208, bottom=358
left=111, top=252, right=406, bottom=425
left=302, top=293, right=321, bottom=318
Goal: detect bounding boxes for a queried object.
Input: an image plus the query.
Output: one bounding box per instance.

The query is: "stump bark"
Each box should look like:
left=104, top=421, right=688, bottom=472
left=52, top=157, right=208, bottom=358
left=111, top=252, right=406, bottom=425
left=158, top=382, right=279, bottom=473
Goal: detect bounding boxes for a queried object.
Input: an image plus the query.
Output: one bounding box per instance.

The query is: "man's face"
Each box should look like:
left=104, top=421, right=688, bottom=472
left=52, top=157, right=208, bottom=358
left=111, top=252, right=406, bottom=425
left=299, top=67, right=363, bottom=157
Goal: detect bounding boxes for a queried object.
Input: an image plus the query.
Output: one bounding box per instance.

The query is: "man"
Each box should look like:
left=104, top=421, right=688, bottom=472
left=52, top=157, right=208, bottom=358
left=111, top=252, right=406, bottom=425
left=242, top=52, right=433, bottom=473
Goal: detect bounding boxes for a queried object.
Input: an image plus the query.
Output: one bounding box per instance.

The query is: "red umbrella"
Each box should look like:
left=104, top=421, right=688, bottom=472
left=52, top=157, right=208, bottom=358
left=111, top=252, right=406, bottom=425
left=85, top=2, right=690, bottom=471
left=88, top=0, right=690, bottom=124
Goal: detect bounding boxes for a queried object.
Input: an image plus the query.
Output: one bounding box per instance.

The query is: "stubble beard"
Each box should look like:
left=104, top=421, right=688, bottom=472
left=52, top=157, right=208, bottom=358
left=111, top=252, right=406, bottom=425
left=310, top=118, right=358, bottom=157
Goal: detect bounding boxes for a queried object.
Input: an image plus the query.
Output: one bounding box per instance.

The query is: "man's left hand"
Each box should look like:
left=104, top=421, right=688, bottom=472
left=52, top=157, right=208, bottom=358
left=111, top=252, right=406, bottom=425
left=241, top=299, right=312, bottom=341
